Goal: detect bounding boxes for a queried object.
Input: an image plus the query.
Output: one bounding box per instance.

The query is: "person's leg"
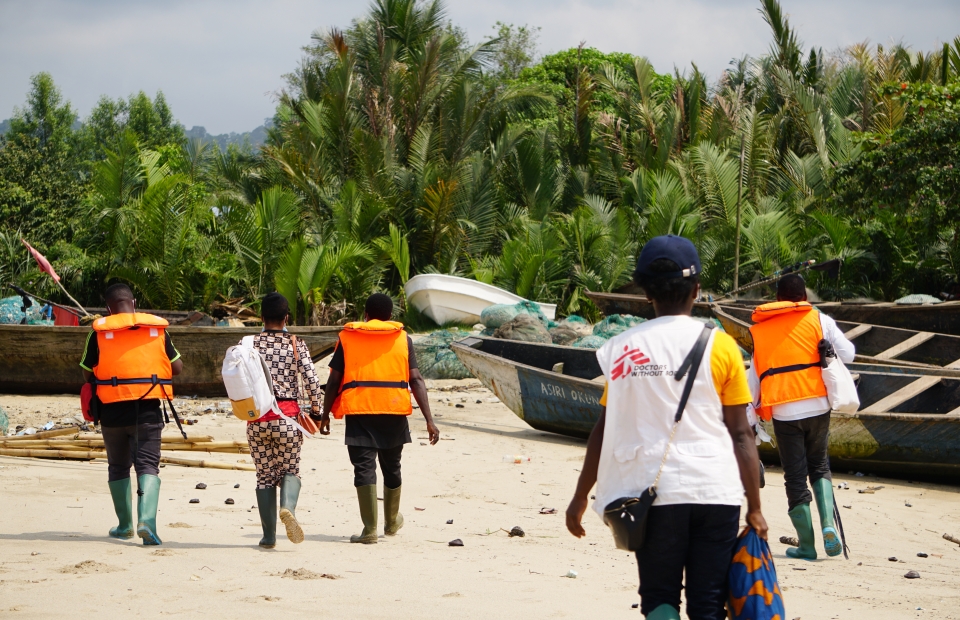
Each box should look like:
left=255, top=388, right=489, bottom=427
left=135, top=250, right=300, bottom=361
left=348, top=445, right=379, bottom=544
left=134, top=422, right=164, bottom=546
left=277, top=418, right=305, bottom=544
left=773, top=418, right=816, bottom=560
left=804, top=412, right=841, bottom=556
left=101, top=425, right=134, bottom=538
left=247, top=422, right=277, bottom=548
left=683, top=505, right=740, bottom=620
left=636, top=504, right=690, bottom=618
left=378, top=445, right=404, bottom=535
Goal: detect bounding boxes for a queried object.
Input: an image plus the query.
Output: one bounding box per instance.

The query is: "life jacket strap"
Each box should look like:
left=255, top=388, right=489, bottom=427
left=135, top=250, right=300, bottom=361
left=95, top=375, right=174, bottom=387
left=757, top=362, right=820, bottom=382
left=341, top=380, right=410, bottom=391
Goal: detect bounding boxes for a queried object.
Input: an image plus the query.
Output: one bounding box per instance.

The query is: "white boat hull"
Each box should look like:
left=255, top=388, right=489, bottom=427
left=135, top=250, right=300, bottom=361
left=405, top=274, right=557, bottom=325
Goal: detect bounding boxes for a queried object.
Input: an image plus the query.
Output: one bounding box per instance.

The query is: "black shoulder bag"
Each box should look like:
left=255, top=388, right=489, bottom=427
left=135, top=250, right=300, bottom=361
left=603, top=322, right=715, bottom=552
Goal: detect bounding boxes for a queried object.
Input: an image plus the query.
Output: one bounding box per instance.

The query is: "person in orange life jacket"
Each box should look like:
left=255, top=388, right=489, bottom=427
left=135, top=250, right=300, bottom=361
left=747, top=274, right=854, bottom=560
left=245, top=293, right=324, bottom=548
left=320, top=293, right=440, bottom=544
left=566, top=236, right=767, bottom=620
left=79, top=283, right=183, bottom=546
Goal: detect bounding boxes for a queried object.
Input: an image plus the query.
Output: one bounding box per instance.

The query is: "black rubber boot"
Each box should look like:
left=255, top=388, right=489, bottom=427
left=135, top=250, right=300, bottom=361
left=256, top=487, right=277, bottom=548
left=279, top=474, right=304, bottom=544
left=350, top=484, right=378, bottom=544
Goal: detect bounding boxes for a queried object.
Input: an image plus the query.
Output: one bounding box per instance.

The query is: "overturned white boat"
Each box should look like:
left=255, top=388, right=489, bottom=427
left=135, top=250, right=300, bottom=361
left=404, top=274, right=557, bottom=326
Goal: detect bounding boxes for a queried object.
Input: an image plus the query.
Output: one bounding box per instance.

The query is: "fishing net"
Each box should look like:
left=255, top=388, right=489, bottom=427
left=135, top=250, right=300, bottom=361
left=0, top=405, right=8, bottom=436
left=413, top=330, right=474, bottom=380
left=480, top=300, right=551, bottom=329
left=0, top=296, right=53, bottom=325
left=572, top=335, right=609, bottom=349
left=549, top=325, right=581, bottom=346
left=556, top=315, right=593, bottom=336
left=493, top=314, right=552, bottom=343
left=592, top=314, right=646, bottom=339
left=895, top=294, right=942, bottom=305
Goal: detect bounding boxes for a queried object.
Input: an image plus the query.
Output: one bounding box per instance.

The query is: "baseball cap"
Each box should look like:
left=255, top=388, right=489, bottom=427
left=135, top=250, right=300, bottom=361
left=634, top=235, right=701, bottom=279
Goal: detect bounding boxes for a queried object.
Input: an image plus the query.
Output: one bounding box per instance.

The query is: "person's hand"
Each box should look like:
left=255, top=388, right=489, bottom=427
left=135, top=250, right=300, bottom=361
left=743, top=509, right=768, bottom=540
left=427, top=421, right=440, bottom=445
left=566, top=495, right=589, bottom=538
left=319, top=413, right=331, bottom=436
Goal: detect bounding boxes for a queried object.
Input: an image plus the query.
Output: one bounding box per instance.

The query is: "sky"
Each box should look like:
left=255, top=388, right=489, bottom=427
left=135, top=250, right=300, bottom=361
left=1, top=0, right=958, bottom=135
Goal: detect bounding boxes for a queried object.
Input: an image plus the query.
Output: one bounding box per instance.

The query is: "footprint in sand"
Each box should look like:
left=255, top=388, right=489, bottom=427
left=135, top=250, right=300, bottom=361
left=59, top=560, right=120, bottom=574
left=167, top=522, right=192, bottom=528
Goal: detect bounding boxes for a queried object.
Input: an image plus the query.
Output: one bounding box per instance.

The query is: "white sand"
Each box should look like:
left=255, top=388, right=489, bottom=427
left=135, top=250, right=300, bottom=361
left=2, top=385, right=960, bottom=619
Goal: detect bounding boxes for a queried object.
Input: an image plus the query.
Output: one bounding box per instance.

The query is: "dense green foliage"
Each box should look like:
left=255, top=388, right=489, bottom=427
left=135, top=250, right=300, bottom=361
left=2, top=0, right=960, bottom=323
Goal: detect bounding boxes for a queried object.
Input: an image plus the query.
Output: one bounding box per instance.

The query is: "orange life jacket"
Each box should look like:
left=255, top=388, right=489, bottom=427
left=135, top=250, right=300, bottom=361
left=92, top=313, right=173, bottom=404
left=749, top=301, right=826, bottom=421
left=330, top=320, right=412, bottom=419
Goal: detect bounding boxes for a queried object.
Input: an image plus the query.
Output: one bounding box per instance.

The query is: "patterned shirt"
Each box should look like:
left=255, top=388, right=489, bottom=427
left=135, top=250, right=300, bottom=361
left=251, top=330, right=323, bottom=411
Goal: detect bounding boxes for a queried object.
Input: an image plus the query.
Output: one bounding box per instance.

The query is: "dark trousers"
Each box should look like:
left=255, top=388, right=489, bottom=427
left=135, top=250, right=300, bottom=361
left=101, top=422, right=164, bottom=482
left=348, top=445, right=403, bottom=488
left=773, top=412, right=832, bottom=510
left=636, top=504, right=740, bottom=619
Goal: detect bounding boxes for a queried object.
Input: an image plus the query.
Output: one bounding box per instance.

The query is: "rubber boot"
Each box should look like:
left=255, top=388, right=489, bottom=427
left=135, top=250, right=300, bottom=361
left=107, top=478, right=134, bottom=539
left=785, top=503, right=817, bottom=560
left=350, top=484, right=378, bottom=544
left=279, top=474, right=304, bottom=544
left=256, top=487, right=277, bottom=548
left=646, top=603, right=681, bottom=620
left=135, top=474, right=162, bottom=546
left=383, top=485, right=404, bottom=536
left=812, top=478, right=842, bottom=557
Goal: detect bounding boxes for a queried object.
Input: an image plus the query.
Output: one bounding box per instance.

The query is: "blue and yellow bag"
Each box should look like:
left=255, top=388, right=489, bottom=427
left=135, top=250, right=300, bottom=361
left=728, top=528, right=786, bottom=620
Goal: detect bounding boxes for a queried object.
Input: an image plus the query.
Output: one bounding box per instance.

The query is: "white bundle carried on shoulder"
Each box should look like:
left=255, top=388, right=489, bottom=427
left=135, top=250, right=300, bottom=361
left=222, top=336, right=279, bottom=421
left=819, top=339, right=860, bottom=414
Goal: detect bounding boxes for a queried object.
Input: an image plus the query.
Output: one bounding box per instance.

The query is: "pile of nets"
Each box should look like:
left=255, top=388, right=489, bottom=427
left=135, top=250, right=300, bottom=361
left=548, top=315, right=592, bottom=346
left=493, top=314, right=552, bottom=344
left=480, top=300, right=553, bottom=330
left=895, top=294, right=942, bottom=305
left=0, top=404, right=8, bottom=436
left=413, top=329, right=473, bottom=380
left=0, top=296, right=53, bottom=325
left=569, top=314, right=645, bottom=347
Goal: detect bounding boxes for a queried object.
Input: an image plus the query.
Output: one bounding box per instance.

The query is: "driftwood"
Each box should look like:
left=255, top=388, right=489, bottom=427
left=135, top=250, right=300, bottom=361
left=0, top=448, right=255, bottom=471
left=0, top=439, right=248, bottom=453
left=944, top=533, right=960, bottom=546
left=4, top=428, right=80, bottom=441
left=160, top=456, right=255, bottom=471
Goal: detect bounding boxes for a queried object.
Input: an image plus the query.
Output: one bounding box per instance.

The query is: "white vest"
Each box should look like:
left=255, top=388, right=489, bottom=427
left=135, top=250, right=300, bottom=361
left=592, top=315, right=744, bottom=517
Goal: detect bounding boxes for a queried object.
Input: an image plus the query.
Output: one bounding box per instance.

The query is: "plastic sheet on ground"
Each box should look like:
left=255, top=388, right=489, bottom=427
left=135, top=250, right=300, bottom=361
left=480, top=300, right=551, bottom=329
left=592, top=314, right=646, bottom=339
left=414, top=330, right=473, bottom=380
left=0, top=296, right=53, bottom=325
left=492, top=314, right=552, bottom=344
left=895, top=294, right=942, bottom=305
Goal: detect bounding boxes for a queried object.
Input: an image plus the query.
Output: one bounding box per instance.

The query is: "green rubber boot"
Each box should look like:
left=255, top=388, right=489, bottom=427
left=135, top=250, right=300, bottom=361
left=279, top=474, right=304, bottom=544
left=255, top=487, right=277, bottom=548
left=646, top=603, right=681, bottom=620
left=350, top=484, right=378, bottom=544
left=383, top=485, right=404, bottom=536
left=107, top=478, right=134, bottom=539
left=135, top=475, right=162, bottom=546
left=812, top=478, right=842, bottom=557
left=785, top=503, right=817, bottom=560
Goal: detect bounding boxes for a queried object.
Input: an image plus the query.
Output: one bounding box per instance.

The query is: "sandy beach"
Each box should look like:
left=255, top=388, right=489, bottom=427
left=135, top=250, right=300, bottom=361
left=2, top=377, right=960, bottom=619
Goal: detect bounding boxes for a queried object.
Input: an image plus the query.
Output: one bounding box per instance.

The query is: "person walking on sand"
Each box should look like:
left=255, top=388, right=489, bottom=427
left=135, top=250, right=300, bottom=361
left=80, top=283, right=183, bottom=546
left=565, top=235, right=767, bottom=620
left=246, top=292, right=324, bottom=548
left=747, top=274, right=854, bottom=560
left=320, top=293, right=440, bottom=544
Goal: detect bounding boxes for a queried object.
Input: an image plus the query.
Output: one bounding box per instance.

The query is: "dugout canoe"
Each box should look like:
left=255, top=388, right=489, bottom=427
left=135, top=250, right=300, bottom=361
left=0, top=325, right=341, bottom=396
left=451, top=335, right=960, bottom=476
left=585, top=290, right=960, bottom=336
left=404, top=274, right=557, bottom=326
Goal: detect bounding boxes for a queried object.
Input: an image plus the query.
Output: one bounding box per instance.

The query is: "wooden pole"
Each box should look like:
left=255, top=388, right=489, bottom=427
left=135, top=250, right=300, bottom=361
left=160, top=456, right=255, bottom=471
left=733, top=135, right=745, bottom=298
left=0, top=449, right=255, bottom=471
left=4, top=428, right=79, bottom=440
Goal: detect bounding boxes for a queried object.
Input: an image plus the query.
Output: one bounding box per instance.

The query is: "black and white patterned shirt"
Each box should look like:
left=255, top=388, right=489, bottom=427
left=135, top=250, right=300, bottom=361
left=251, top=330, right=323, bottom=411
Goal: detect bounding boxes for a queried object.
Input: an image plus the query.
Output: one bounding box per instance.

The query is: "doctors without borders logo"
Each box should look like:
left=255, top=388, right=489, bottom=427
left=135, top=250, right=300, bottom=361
left=611, top=345, right=668, bottom=380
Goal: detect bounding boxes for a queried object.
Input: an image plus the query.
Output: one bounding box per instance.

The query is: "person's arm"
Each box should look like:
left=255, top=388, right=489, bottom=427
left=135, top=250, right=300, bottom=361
left=319, top=369, right=341, bottom=436
left=565, top=408, right=605, bottom=538
left=295, top=339, right=323, bottom=416
left=166, top=333, right=183, bottom=376
left=824, top=315, right=856, bottom=363
left=409, top=368, right=439, bottom=444
left=171, top=359, right=183, bottom=376
left=722, top=403, right=768, bottom=540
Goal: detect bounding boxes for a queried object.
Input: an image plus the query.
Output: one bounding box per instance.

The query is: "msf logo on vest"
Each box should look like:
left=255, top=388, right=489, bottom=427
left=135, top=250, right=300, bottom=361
left=611, top=346, right=651, bottom=381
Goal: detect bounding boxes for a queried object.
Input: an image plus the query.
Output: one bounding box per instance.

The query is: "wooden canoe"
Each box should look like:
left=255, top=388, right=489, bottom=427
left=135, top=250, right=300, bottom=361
left=0, top=325, right=341, bottom=396
left=451, top=335, right=960, bottom=476
left=585, top=290, right=960, bottom=336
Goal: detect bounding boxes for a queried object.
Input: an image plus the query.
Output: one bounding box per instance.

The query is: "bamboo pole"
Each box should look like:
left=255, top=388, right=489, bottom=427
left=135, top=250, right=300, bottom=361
left=0, top=440, right=248, bottom=453
left=0, top=448, right=104, bottom=459
left=4, top=428, right=80, bottom=440
left=160, top=456, right=255, bottom=471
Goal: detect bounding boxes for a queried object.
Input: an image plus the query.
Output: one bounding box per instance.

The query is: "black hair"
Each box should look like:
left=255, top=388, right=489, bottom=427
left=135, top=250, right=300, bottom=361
left=365, top=293, right=394, bottom=321
left=634, top=258, right=700, bottom=306
left=777, top=274, right=806, bottom=302
left=261, top=292, right=290, bottom=322
left=104, top=283, right=134, bottom=305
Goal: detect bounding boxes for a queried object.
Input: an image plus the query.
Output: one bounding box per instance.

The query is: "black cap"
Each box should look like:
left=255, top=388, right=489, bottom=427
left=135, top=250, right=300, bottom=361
left=635, top=235, right=701, bottom=279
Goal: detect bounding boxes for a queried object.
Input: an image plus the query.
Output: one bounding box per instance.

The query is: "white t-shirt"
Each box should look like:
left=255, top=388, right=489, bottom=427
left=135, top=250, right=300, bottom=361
left=593, top=315, right=751, bottom=516
left=747, top=311, right=855, bottom=422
